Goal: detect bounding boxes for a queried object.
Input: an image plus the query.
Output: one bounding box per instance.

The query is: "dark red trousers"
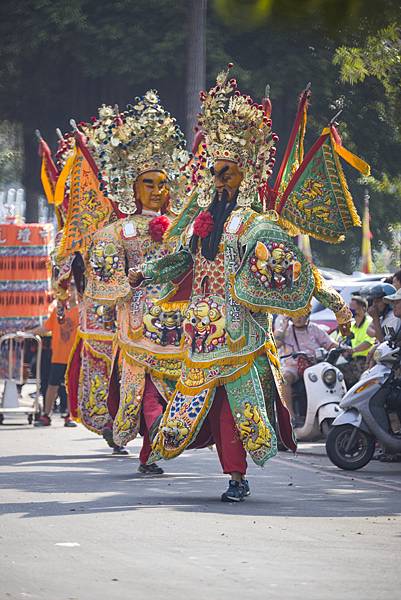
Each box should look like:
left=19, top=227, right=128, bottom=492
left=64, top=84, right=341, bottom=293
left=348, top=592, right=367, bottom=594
left=139, top=375, right=164, bottom=465
left=139, top=381, right=247, bottom=474
left=207, top=386, right=247, bottom=475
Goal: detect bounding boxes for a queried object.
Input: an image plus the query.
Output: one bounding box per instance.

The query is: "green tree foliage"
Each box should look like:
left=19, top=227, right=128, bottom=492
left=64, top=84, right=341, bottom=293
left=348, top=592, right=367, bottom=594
left=334, top=24, right=401, bottom=94
left=334, top=23, right=401, bottom=196
left=329, top=17, right=401, bottom=271
left=0, top=0, right=187, bottom=219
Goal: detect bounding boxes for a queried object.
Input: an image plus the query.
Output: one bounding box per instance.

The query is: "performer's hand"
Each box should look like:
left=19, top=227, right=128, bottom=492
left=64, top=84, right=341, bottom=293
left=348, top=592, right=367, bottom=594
left=128, top=269, right=144, bottom=288
left=338, top=320, right=351, bottom=337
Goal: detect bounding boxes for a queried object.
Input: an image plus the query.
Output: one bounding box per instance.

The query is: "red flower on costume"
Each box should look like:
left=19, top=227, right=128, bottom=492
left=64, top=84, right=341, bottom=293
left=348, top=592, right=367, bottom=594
left=193, top=211, right=214, bottom=238
left=148, top=215, right=170, bottom=242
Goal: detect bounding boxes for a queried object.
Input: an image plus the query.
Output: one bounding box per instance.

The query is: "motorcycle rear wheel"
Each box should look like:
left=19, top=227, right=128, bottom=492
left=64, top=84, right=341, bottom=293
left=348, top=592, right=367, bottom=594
left=326, top=425, right=375, bottom=470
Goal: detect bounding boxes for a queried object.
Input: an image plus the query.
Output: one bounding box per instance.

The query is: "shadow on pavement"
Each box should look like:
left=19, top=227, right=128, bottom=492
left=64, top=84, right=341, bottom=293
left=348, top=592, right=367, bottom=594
left=1, top=447, right=400, bottom=520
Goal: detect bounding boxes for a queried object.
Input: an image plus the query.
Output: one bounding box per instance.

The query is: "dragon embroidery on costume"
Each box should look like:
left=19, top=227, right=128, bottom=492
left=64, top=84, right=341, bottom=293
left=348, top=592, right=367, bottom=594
left=87, top=375, right=109, bottom=418
left=238, top=403, right=273, bottom=453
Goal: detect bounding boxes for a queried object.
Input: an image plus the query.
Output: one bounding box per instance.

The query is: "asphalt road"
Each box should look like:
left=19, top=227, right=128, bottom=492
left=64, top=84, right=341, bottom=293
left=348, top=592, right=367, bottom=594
left=1, top=416, right=400, bottom=600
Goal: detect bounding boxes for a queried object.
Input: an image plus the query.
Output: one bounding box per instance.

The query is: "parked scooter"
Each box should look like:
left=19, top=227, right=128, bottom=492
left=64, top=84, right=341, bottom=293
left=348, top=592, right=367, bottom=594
left=326, top=335, right=401, bottom=470
left=282, top=347, right=347, bottom=441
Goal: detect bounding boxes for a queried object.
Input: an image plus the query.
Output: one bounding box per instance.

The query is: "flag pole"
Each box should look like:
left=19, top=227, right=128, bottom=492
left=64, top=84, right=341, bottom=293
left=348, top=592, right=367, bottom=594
left=361, top=189, right=373, bottom=274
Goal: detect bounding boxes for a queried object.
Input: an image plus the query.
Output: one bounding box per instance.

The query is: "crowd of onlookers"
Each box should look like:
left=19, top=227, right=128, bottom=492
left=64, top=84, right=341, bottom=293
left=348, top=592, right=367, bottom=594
left=274, top=269, right=401, bottom=460
left=274, top=270, right=401, bottom=421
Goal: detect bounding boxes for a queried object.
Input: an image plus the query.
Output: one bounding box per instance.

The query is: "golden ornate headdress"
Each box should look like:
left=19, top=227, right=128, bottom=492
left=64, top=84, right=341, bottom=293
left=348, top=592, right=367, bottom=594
left=193, top=64, right=278, bottom=208
left=90, top=91, right=189, bottom=214
left=81, top=104, right=122, bottom=162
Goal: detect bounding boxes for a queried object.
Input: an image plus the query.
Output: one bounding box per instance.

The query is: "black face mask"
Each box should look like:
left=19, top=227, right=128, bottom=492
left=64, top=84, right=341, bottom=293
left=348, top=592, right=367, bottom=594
left=190, top=189, right=238, bottom=261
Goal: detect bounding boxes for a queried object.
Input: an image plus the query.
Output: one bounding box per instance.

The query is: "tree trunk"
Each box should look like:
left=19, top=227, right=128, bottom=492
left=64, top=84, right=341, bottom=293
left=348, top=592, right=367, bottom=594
left=185, top=0, right=207, bottom=148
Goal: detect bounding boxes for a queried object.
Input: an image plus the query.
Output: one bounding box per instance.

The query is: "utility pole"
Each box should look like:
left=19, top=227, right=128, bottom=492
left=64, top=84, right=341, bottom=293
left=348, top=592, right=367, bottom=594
left=361, top=189, right=373, bottom=274
left=185, top=0, right=207, bottom=148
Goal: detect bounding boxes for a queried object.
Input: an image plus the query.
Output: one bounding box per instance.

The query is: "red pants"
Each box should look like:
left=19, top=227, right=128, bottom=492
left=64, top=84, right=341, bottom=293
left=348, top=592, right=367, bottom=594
left=139, top=375, right=164, bottom=465
left=207, top=387, right=247, bottom=475
left=139, top=381, right=247, bottom=474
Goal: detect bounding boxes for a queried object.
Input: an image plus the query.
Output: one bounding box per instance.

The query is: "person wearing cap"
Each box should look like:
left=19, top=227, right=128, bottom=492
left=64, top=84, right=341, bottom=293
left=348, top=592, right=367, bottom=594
left=365, top=283, right=401, bottom=342
left=392, top=270, right=401, bottom=291
left=384, top=287, right=401, bottom=327
left=375, top=287, right=401, bottom=462
left=341, top=295, right=376, bottom=387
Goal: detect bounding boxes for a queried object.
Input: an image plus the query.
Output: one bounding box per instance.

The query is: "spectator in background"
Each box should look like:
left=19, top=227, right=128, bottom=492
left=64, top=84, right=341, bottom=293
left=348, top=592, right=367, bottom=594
left=275, top=313, right=337, bottom=423
left=30, top=334, right=68, bottom=415
left=340, top=296, right=376, bottom=387
left=378, top=287, right=401, bottom=462
left=31, top=288, right=79, bottom=427
left=384, top=287, right=401, bottom=330
left=365, top=283, right=400, bottom=342
left=392, top=270, right=401, bottom=290
left=384, top=270, right=401, bottom=289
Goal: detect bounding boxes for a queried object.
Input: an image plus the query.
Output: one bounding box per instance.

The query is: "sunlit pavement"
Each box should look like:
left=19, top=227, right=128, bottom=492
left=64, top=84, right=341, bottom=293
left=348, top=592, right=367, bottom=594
left=1, top=417, right=400, bottom=600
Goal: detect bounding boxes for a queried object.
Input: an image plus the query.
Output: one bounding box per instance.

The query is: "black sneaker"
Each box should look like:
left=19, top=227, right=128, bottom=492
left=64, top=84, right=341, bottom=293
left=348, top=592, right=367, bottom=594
left=138, top=463, right=164, bottom=475
left=241, top=479, right=251, bottom=497
left=112, top=446, right=129, bottom=456
left=221, top=480, right=245, bottom=503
